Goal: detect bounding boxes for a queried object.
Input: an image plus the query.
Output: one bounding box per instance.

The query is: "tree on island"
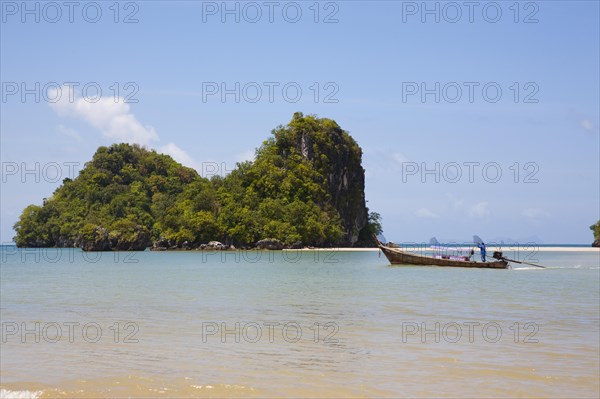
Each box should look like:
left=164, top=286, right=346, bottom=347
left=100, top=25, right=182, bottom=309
left=591, top=220, right=600, bottom=247
left=13, top=113, right=382, bottom=250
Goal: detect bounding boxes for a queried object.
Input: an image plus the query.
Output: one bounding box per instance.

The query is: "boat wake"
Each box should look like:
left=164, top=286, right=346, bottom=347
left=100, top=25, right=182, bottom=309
left=513, top=265, right=597, bottom=270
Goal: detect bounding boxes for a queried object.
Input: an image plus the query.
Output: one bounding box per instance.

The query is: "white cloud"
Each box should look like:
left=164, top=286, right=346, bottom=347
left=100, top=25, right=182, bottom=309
left=469, top=201, right=490, bottom=218
left=416, top=208, right=438, bottom=218
left=48, top=86, right=158, bottom=145
left=580, top=119, right=594, bottom=132
left=446, top=193, right=464, bottom=209
left=49, top=86, right=203, bottom=172
left=160, top=142, right=200, bottom=170
left=522, top=208, right=549, bottom=219
left=393, top=152, right=410, bottom=164
left=56, top=124, right=81, bottom=141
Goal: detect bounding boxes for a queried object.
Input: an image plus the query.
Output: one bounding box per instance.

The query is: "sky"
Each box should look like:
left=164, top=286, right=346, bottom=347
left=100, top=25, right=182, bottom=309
left=1, top=0, right=599, bottom=244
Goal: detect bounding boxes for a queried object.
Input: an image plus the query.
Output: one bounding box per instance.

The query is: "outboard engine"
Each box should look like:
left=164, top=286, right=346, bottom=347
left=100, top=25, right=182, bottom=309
left=492, top=251, right=503, bottom=260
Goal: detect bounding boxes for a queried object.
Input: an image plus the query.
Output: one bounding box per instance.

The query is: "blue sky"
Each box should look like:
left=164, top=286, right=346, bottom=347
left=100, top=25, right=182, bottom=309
left=1, top=0, right=598, bottom=244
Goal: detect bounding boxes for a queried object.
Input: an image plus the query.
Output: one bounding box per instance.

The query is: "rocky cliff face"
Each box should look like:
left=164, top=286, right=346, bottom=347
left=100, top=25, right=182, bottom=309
left=285, top=113, right=368, bottom=245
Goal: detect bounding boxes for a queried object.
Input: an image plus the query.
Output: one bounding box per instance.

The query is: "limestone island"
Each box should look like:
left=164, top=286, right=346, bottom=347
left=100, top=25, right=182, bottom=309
left=13, top=113, right=382, bottom=251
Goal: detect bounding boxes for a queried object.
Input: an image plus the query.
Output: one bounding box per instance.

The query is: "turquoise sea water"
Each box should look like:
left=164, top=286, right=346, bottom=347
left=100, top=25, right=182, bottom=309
left=1, top=247, right=599, bottom=398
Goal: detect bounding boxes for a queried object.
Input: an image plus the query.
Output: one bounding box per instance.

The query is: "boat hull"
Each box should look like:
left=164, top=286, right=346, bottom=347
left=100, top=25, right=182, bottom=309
left=379, top=245, right=508, bottom=269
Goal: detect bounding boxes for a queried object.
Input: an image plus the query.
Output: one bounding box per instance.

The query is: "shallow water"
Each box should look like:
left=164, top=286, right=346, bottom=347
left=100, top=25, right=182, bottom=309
left=1, top=247, right=599, bottom=398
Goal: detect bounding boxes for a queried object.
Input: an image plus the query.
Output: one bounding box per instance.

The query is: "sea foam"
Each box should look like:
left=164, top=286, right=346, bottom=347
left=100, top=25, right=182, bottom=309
left=0, top=390, right=42, bottom=399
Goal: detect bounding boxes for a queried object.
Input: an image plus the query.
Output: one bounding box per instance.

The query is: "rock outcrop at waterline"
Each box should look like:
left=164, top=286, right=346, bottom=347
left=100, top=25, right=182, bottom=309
left=75, top=225, right=152, bottom=251
left=13, top=113, right=375, bottom=251
left=255, top=238, right=285, bottom=250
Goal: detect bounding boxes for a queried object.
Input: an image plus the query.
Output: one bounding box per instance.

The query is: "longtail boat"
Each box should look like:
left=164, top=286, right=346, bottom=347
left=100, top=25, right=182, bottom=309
left=378, top=244, right=509, bottom=269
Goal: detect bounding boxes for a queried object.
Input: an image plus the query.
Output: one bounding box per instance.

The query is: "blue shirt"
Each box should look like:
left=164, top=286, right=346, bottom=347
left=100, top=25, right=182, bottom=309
left=478, top=243, right=486, bottom=254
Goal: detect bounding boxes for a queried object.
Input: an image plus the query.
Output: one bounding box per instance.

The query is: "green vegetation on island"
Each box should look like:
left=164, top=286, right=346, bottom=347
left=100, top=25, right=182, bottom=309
left=14, top=113, right=382, bottom=250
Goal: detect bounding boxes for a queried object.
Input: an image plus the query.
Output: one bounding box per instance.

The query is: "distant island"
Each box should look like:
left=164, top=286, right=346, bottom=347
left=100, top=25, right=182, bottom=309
left=591, top=220, right=600, bottom=247
left=13, top=113, right=382, bottom=251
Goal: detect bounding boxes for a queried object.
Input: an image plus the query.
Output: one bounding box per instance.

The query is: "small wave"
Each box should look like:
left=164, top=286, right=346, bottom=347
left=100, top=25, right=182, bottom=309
left=0, top=390, right=42, bottom=399
left=514, top=265, right=598, bottom=270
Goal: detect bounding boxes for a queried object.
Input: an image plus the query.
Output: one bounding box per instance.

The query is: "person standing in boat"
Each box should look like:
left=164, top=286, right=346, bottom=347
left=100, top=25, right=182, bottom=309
left=477, top=242, right=487, bottom=262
